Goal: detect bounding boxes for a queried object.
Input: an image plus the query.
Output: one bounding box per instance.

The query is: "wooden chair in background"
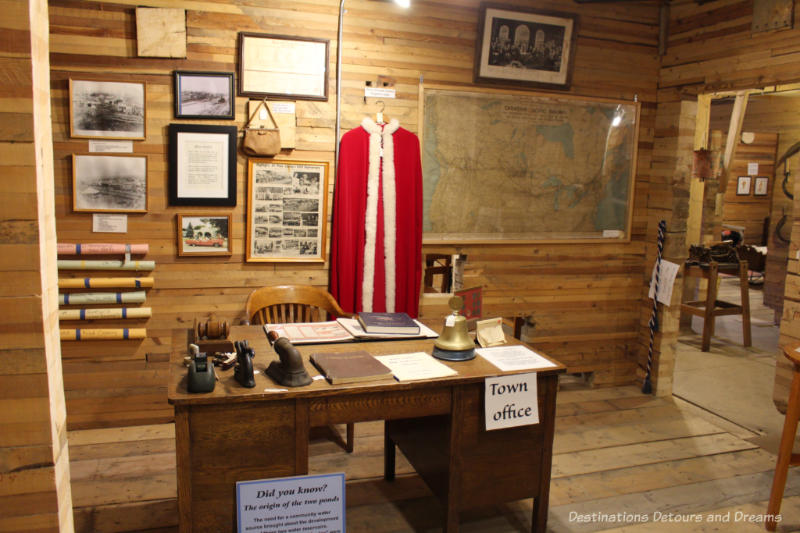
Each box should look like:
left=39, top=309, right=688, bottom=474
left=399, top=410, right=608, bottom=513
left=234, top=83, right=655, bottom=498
left=245, top=285, right=355, bottom=452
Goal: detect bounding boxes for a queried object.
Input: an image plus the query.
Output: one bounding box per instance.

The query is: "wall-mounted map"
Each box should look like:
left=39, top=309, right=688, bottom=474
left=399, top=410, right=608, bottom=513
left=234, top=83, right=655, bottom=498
left=421, top=86, right=639, bottom=242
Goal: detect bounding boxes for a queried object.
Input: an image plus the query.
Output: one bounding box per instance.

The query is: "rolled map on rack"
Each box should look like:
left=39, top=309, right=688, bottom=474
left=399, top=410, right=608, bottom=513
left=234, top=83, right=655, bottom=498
left=58, top=307, right=152, bottom=321
left=57, top=243, right=149, bottom=255
left=60, top=328, right=147, bottom=341
left=59, top=291, right=146, bottom=305
left=58, top=277, right=154, bottom=289
left=57, top=260, right=155, bottom=271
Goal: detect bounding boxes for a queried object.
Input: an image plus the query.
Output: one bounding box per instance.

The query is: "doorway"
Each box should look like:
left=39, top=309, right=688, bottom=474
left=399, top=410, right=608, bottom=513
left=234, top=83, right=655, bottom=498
left=672, top=90, right=800, bottom=452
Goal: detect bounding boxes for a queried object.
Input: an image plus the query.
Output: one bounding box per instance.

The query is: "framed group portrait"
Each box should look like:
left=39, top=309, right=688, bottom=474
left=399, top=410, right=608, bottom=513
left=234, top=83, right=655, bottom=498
left=246, top=159, right=328, bottom=262
left=474, top=3, right=577, bottom=91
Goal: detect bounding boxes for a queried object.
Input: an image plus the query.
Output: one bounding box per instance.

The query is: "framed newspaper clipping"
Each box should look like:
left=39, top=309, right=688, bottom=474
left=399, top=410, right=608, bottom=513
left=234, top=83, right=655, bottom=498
left=246, top=159, right=328, bottom=262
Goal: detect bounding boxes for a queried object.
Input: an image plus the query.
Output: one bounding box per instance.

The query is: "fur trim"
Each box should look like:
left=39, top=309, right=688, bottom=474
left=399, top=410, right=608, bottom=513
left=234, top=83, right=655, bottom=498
left=359, top=118, right=400, bottom=312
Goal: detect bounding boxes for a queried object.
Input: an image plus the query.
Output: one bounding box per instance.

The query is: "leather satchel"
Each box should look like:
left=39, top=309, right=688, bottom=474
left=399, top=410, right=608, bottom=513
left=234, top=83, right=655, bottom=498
left=243, top=99, right=281, bottom=157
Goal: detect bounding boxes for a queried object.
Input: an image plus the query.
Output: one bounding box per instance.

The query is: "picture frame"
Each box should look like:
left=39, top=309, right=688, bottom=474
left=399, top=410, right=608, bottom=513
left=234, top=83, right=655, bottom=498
left=474, top=3, right=578, bottom=91
left=69, top=79, right=146, bottom=139
left=237, top=32, right=329, bottom=101
left=754, top=176, right=769, bottom=196
left=173, top=71, right=235, bottom=119
left=168, top=124, right=237, bottom=206
left=177, top=214, right=232, bottom=256
left=737, top=176, right=752, bottom=196
left=246, top=159, right=329, bottom=262
left=72, top=154, right=147, bottom=213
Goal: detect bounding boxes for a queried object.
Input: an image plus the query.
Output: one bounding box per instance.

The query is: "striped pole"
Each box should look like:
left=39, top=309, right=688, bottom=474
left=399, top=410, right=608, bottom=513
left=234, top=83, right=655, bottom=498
left=643, top=220, right=666, bottom=394
left=58, top=277, right=154, bottom=289
left=57, top=243, right=149, bottom=256
left=59, top=291, right=146, bottom=305
left=57, top=259, right=155, bottom=271
left=58, top=307, right=152, bottom=321
left=60, top=328, right=147, bottom=341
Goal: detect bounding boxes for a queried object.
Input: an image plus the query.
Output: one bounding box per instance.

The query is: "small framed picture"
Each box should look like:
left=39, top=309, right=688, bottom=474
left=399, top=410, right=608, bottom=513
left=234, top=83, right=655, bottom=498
left=754, top=176, right=769, bottom=196
left=177, top=214, right=232, bottom=256
left=736, top=176, right=752, bottom=196
left=72, top=154, right=147, bottom=213
left=246, top=159, right=328, bottom=262
left=69, top=79, right=146, bottom=140
left=174, top=71, right=235, bottom=119
left=474, top=3, right=578, bottom=91
left=168, top=124, right=237, bottom=206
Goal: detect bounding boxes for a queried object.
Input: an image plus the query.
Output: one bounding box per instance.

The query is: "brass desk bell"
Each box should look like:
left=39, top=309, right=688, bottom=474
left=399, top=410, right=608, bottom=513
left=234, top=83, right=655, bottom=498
left=432, top=296, right=476, bottom=361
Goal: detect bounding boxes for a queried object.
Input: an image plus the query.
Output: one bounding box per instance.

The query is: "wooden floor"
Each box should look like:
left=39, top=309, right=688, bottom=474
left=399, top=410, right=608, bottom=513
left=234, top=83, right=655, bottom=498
left=68, top=382, right=800, bottom=532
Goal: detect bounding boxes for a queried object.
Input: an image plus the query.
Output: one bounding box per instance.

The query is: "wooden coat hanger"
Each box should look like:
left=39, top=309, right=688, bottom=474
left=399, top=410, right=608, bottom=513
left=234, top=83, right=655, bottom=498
left=376, top=100, right=390, bottom=125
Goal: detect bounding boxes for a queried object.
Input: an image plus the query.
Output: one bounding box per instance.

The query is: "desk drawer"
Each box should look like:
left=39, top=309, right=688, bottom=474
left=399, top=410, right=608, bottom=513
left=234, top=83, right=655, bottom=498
left=308, top=388, right=451, bottom=425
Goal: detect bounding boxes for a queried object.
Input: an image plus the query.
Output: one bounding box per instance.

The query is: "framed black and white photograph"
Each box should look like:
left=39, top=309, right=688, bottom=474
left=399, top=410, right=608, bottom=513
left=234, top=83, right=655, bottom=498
left=474, top=3, right=577, bottom=90
left=737, top=176, right=752, bottom=196
left=168, top=124, right=237, bottom=206
left=177, top=214, right=232, bottom=256
left=72, top=154, right=147, bottom=213
left=238, top=32, right=329, bottom=101
left=174, top=71, right=235, bottom=119
left=754, top=176, right=769, bottom=196
left=246, top=159, right=328, bottom=262
left=69, top=79, right=146, bottom=139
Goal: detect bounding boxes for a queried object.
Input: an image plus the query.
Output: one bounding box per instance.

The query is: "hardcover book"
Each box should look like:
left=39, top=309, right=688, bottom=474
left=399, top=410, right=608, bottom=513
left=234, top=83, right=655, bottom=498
left=356, top=312, right=420, bottom=335
left=310, top=350, right=394, bottom=384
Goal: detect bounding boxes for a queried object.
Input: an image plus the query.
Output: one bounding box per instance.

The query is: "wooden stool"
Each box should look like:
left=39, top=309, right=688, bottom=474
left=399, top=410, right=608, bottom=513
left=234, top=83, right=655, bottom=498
left=766, top=342, right=800, bottom=530
left=680, top=260, right=751, bottom=352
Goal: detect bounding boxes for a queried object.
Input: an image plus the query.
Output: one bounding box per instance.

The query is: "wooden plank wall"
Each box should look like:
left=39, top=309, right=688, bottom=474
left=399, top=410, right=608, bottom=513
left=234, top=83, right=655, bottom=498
left=0, top=0, right=74, bottom=531
left=651, top=0, right=800, bottom=397
left=47, top=0, right=659, bottom=429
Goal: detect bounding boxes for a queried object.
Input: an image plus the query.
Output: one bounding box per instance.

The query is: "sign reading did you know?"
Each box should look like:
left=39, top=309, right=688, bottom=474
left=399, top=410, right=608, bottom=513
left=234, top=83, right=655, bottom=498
left=237, top=472, right=345, bottom=533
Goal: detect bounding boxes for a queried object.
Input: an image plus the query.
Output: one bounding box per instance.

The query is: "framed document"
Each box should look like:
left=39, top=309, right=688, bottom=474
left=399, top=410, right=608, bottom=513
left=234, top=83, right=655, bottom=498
left=177, top=214, right=232, bottom=256
left=736, top=175, right=752, bottom=196
left=474, top=3, right=577, bottom=91
left=246, top=159, right=328, bottom=262
left=168, top=124, right=237, bottom=206
left=72, top=154, right=147, bottom=213
left=237, top=32, right=329, bottom=101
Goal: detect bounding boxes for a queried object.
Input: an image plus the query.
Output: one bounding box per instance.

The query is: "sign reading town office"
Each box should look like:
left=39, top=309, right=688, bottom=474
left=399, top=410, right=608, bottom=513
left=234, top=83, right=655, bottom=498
left=484, top=373, right=539, bottom=431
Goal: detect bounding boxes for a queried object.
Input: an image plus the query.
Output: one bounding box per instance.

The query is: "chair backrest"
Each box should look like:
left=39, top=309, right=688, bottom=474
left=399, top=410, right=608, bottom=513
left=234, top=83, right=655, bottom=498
left=245, top=285, right=351, bottom=325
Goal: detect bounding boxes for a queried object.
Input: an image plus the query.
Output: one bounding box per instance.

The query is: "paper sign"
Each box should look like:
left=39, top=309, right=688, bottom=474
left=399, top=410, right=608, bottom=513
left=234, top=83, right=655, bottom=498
left=364, top=87, right=396, bottom=98
left=648, top=259, right=680, bottom=306
left=485, top=373, right=538, bottom=430
left=92, top=214, right=127, bottom=233
left=271, top=102, right=295, bottom=114
left=236, top=473, right=345, bottom=533
left=748, top=162, right=759, bottom=175
left=476, top=345, right=557, bottom=372
left=89, top=140, right=133, bottom=153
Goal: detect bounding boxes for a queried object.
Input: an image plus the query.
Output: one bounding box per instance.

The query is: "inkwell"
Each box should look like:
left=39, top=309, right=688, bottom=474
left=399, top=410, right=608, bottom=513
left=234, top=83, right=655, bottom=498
left=265, top=330, right=312, bottom=386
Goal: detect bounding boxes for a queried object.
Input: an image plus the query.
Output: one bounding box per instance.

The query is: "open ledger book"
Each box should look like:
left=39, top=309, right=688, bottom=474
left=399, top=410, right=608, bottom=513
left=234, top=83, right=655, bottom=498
left=264, top=318, right=438, bottom=345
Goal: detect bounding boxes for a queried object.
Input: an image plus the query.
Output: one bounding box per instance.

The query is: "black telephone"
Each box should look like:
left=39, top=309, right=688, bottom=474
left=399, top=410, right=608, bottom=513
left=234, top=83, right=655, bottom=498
left=187, top=343, right=215, bottom=393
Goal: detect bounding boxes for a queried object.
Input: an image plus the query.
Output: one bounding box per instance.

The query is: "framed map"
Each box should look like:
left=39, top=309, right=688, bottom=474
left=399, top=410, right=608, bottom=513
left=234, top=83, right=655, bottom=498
left=420, top=85, right=639, bottom=243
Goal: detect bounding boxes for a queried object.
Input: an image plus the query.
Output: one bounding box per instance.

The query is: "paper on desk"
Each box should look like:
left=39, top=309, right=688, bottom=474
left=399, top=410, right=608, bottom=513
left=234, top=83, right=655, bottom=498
left=648, top=259, right=680, bottom=306
left=476, top=345, right=557, bottom=372
left=374, top=352, right=457, bottom=381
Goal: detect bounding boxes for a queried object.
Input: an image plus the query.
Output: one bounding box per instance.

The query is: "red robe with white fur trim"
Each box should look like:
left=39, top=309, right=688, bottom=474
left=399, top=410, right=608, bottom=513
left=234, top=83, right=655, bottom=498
left=329, top=118, right=423, bottom=317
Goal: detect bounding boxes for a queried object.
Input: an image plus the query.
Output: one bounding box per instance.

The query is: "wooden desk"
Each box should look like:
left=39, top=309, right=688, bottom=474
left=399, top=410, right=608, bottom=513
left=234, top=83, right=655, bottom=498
left=168, top=326, right=565, bottom=532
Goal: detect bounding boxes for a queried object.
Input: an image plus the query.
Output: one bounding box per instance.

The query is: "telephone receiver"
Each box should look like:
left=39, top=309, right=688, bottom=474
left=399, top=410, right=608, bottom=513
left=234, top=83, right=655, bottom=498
left=234, top=340, right=256, bottom=388
left=187, top=343, right=215, bottom=393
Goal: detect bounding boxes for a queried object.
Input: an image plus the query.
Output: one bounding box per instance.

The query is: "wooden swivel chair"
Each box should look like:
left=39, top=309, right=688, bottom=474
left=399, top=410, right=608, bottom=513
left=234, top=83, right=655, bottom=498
left=245, top=285, right=355, bottom=452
